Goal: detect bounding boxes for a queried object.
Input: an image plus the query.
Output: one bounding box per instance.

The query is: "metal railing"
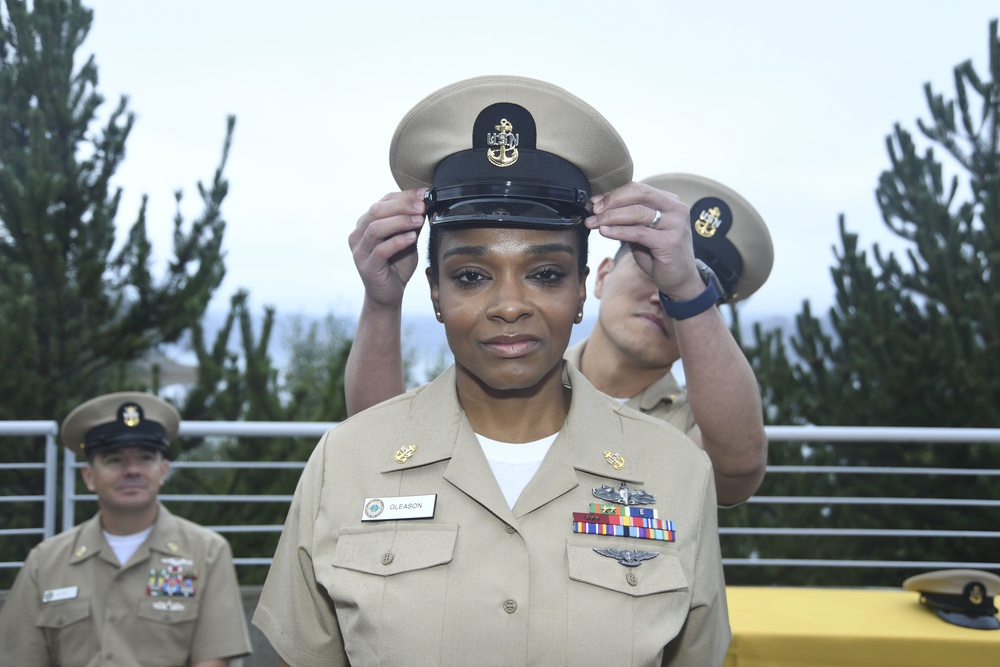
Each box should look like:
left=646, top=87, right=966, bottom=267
left=722, top=426, right=1000, bottom=571
left=0, top=421, right=59, bottom=569
left=3, top=423, right=1000, bottom=571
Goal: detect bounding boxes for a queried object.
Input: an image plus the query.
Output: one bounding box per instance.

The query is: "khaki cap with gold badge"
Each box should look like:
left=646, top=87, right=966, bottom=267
left=903, top=569, right=1000, bottom=630
left=390, top=75, right=632, bottom=229
left=61, top=392, right=180, bottom=458
left=641, top=173, right=774, bottom=303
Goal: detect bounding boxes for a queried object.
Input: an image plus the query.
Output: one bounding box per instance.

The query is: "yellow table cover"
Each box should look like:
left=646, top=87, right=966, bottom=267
left=724, top=586, right=1000, bottom=667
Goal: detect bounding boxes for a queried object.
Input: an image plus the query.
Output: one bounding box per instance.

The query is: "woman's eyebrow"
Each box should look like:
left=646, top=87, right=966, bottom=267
left=442, top=242, right=574, bottom=260
left=528, top=243, right=574, bottom=256
left=442, top=245, right=487, bottom=260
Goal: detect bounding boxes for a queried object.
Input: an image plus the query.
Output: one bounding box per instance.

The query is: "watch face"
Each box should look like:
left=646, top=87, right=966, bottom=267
left=696, top=259, right=728, bottom=302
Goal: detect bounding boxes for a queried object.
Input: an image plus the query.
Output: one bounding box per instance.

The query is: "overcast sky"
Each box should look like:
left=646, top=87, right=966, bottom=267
left=80, top=0, right=998, bottom=325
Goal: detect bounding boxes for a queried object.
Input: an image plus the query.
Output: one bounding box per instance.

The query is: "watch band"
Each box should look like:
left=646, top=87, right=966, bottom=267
left=658, top=279, right=721, bottom=320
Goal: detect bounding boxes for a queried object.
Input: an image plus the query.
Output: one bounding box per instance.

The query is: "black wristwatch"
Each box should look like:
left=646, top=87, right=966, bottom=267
left=658, top=260, right=723, bottom=320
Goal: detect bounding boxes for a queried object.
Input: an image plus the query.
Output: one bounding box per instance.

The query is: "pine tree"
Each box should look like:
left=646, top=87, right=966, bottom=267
left=727, top=20, right=1000, bottom=586
left=0, top=0, right=234, bottom=583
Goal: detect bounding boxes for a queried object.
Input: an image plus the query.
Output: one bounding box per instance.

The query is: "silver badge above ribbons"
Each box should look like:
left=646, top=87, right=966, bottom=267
left=593, top=481, right=656, bottom=506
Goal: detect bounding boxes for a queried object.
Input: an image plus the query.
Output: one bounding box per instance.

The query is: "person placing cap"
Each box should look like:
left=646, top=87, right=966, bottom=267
left=345, top=168, right=772, bottom=506
left=254, top=75, right=730, bottom=665
left=0, top=392, right=253, bottom=667
left=572, top=173, right=773, bottom=506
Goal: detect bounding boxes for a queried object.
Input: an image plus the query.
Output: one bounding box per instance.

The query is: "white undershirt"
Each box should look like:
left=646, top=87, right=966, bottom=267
left=103, top=525, right=153, bottom=566
left=476, top=432, right=558, bottom=509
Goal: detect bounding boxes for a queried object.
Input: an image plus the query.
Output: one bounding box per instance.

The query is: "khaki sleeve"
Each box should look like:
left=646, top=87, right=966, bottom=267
left=660, top=457, right=732, bottom=666
left=189, top=535, right=253, bottom=662
left=253, top=436, right=348, bottom=667
left=0, top=550, right=53, bottom=667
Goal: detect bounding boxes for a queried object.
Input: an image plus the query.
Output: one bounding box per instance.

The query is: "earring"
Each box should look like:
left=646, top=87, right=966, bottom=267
left=435, top=311, right=443, bottom=322
left=574, top=310, right=584, bottom=324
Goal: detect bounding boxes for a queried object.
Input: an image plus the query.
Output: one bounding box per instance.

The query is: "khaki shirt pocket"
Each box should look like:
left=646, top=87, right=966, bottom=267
left=134, top=598, right=201, bottom=666
left=566, top=539, right=688, bottom=597
left=136, top=598, right=201, bottom=624
left=330, top=523, right=458, bottom=576
left=565, top=539, right=691, bottom=661
left=36, top=599, right=96, bottom=666
left=36, top=598, right=91, bottom=629
left=323, top=524, right=459, bottom=661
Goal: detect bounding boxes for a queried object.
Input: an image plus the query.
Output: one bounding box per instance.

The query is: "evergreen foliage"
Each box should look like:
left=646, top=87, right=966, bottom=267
left=0, top=0, right=233, bottom=584
left=726, top=20, right=1000, bottom=586
left=160, top=294, right=354, bottom=584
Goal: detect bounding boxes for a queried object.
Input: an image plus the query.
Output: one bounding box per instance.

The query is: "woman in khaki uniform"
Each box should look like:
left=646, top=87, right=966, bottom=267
left=254, top=75, right=730, bottom=666
left=0, top=392, right=252, bottom=667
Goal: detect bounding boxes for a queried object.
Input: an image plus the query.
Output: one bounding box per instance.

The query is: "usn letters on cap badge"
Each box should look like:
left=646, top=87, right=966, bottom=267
left=121, top=403, right=142, bottom=428
left=694, top=205, right=722, bottom=238
left=486, top=118, right=518, bottom=167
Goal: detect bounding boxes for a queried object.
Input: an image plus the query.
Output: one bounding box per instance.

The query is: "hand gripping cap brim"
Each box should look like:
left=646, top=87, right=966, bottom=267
left=390, top=75, right=632, bottom=227
left=61, top=391, right=181, bottom=458
left=641, top=173, right=773, bottom=302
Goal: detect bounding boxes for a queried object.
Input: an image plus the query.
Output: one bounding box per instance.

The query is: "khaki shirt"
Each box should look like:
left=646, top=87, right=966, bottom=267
left=565, top=339, right=696, bottom=437
left=0, top=504, right=252, bottom=667
left=254, top=363, right=729, bottom=666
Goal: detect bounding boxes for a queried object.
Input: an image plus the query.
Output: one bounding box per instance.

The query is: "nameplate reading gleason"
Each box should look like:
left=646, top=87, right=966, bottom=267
left=361, top=495, right=437, bottom=521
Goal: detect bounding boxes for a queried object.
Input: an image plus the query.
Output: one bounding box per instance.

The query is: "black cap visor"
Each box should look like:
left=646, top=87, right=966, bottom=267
left=426, top=185, right=589, bottom=228
left=84, top=421, right=168, bottom=456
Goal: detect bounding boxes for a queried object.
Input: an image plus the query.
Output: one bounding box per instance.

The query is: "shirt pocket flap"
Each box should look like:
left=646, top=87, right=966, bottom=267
left=567, top=539, right=688, bottom=597
left=136, top=598, right=201, bottom=624
left=332, top=524, right=458, bottom=576
left=36, top=599, right=91, bottom=629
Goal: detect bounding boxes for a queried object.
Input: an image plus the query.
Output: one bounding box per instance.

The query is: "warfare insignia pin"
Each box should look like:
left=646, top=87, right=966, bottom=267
left=694, top=205, right=722, bottom=238
left=593, top=547, right=659, bottom=567
left=603, top=450, right=626, bottom=470
left=486, top=118, right=519, bottom=167
left=394, top=444, right=416, bottom=464
left=593, top=481, right=656, bottom=506
left=166, top=542, right=179, bottom=553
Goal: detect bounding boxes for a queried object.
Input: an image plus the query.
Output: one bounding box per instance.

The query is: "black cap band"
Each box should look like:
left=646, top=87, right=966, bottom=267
left=690, top=196, right=743, bottom=301
left=424, top=101, right=592, bottom=229
left=83, top=402, right=169, bottom=455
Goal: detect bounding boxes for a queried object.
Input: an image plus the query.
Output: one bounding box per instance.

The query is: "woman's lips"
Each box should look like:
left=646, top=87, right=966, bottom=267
left=482, top=335, right=540, bottom=358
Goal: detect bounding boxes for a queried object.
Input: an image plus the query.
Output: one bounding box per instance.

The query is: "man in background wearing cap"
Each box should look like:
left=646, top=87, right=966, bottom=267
left=0, top=392, right=253, bottom=666
left=346, top=173, right=770, bottom=506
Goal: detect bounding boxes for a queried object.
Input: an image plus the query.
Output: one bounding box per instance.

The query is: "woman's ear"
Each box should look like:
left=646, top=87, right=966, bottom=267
left=426, top=267, right=442, bottom=321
